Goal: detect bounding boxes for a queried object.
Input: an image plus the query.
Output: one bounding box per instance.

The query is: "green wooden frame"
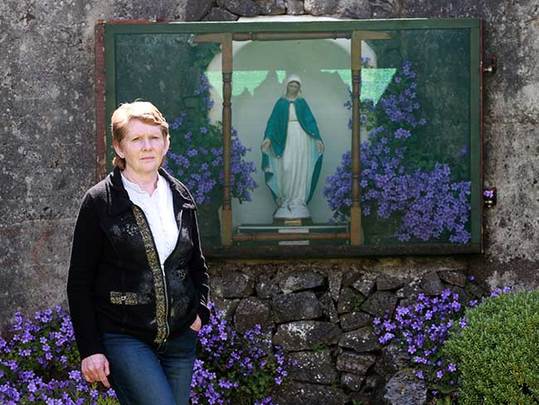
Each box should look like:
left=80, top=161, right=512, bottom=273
left=99, top=18, right=483, bottom=258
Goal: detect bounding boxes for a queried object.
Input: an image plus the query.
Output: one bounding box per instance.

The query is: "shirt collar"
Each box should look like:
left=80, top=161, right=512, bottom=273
left=121, top=172, right=165, bottom=197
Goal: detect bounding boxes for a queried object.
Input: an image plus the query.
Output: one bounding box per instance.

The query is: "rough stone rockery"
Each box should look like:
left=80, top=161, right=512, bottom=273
left=210, top=263, right=481, bottom=404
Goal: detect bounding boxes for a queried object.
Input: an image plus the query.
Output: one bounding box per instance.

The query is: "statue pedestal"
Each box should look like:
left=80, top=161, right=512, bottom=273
left=277, top=226, right=310, bottom=246
left=236, top=223, right=348, bottom=246
left=273, top=217, right=313, bottom=227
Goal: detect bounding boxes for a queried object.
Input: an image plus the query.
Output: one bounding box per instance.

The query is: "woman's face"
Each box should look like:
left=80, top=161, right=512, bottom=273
left=286, top=81, right=300, bottom=97
left=113, top=119, right=169, bottom=176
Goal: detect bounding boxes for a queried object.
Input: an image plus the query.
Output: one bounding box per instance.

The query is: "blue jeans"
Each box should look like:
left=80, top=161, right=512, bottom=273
left=102, top=329, right=198, bottom=405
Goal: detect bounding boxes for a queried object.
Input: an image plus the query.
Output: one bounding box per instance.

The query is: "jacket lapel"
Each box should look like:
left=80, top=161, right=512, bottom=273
left=105, top=166, right=195, bottom=232
left=107, top=166, right=133, bottom=217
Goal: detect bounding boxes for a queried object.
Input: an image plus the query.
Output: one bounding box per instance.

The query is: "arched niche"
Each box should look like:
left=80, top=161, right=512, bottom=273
left=204, top=38, right=377, bottom=226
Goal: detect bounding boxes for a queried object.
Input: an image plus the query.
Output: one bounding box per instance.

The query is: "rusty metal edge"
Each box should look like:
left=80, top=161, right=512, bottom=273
left=95, top=20, right=106, bottom=181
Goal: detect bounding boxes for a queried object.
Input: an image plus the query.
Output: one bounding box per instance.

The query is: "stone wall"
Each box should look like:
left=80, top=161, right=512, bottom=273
left=0, top=0, right=537, bottom=403
left=210, top=259, right=485, bottom=404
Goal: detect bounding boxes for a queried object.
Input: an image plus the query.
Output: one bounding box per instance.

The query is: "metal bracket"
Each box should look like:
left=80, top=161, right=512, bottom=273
left=483, top=187, right=497, bottom=208
left=482, top=54, right=497, bottom=74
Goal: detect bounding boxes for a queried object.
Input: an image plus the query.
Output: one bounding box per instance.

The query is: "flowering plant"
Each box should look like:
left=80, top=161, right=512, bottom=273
left=165, top=74, right=257, bottom=206
left=374, top=289, right=471, bottom=398
left=191, top=302, right=288, bottom=405
left=374, top=283, right=512, bottom=401
left=0, top=305, right=116, bottom=404
left=324, top=61, right=472, bottom=243
left=1, top=303, right=289, bottom=404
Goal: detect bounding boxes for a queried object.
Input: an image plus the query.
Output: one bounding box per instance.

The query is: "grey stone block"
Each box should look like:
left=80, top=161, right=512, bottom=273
left=438, top=270, right=466, bottom=287
left=234, top=296, right=272, bottom=332
left=376, top=274, right=405, bottom=291
left=279, top=271, right=325, bottom=293
left=339, top=311, right=372, bottom=331
left=211, top=271, right=254, bottom=298
left=272, top=381, right=347, bottom=405
left=336, top=351, right=376, bottom=375
left=384, top=369, right=427, bottom=405
left=337, top=287, right=365, bottom=314
left=338, top=327, right=380, bottom=352
left=320, top=292, right=339, bottom=323
left=203, top=7, right=238, bottom=21
left=361, top=291, right=398, bottom=317
left=288, top=350, right=338, bottom=384
left=217, top=0, right=261, bottom=16
left=420, top=271, right=444, bottom=295
left=272, top=291, right=323, bottom=323
left=273, top=321, right=341, bottom=351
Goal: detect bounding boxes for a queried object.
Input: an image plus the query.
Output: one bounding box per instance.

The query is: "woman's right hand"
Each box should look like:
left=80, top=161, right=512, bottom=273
left=82, top=353, right=111, bottom=388
left=260, top=139, right=271, bottom=152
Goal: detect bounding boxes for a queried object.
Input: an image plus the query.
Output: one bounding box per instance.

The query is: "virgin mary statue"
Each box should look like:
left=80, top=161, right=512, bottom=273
left=261, top=74, right=324, bottom=220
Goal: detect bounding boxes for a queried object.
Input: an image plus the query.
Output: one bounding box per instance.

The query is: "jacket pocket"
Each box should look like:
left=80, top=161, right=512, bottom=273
left=109, top=291, right=151, bottom=305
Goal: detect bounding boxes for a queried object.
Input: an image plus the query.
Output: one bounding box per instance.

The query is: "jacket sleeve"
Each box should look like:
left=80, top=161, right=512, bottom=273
left=187, top=208, right=211, bottom=326
left=67, top=192, right=105, bottom=359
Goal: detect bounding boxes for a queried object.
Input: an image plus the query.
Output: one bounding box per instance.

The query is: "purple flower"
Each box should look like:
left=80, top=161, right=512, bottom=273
left=1, top=307, right=118, bottom=403
left=379, top=332, right=395, bottom=344
left=394, top=128, right=411, bottom=139
left=372, top=286, right=493, bottom=398
left=189, top=301, right=288, bottom=403
left=325, top=60, right=471, bottom=244
left=167, top=123, right=257, bottom=205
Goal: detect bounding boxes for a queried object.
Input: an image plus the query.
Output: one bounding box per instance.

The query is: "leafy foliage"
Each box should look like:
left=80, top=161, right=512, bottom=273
left=443, top=290, right=539, bottom=404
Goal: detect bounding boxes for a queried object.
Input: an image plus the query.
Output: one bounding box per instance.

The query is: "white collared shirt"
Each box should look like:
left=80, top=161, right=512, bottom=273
left=121, top=173, right=179, bottom=268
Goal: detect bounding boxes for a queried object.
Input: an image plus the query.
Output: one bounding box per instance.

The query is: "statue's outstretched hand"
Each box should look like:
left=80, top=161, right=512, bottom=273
left=316, top=140, right=325, bottom=154
left=261, top=139, right=272, bottom=153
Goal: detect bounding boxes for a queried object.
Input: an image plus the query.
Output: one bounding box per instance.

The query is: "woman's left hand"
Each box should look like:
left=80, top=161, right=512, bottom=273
left=190, top=314, right=202, bottom=332
left=316, top=140, right=325, bottom=154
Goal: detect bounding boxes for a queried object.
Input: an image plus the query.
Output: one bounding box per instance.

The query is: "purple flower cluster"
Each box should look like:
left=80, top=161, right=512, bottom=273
left=165, top=70, right=257, bottom=206
left=2, top=303, right=290, bottom=404
left=165, top=121, right=257, bottom=205
left=374, top=285, right=513, bottom=398
left=378, top=61, right=422, bottom=128
left=392, top=164, right=471, bottom=243
left=194, top=73, right=215, bottom=111
left=324, top=60, right=471, bottom=243
left=190, top=302, right=288, bottom=404
left=489, top=286, right=512, bottom=298
left=373, top=290, right=472, bottom=394
left=0, top=306, right=116, bottom=404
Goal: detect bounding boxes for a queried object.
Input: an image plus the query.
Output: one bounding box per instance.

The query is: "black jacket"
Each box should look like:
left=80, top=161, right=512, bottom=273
left=67, top=167, right=210, bottom=359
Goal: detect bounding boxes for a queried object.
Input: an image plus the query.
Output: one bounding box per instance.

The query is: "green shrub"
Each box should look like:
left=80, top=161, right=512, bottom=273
left=443, top=290, right=539, bottom=404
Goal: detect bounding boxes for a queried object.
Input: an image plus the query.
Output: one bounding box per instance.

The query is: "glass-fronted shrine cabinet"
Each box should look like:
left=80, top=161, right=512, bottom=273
left=98, top=18, right=483, bottom=257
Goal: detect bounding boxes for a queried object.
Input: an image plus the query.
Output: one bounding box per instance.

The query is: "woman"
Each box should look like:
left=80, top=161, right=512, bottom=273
left=261, top=74, right=324, bottom=220
left=67, top=101, right=210, bottom=404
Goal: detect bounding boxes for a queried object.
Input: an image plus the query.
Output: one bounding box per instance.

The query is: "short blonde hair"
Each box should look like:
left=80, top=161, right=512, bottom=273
left=111, top=101, right=169, bottom=170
